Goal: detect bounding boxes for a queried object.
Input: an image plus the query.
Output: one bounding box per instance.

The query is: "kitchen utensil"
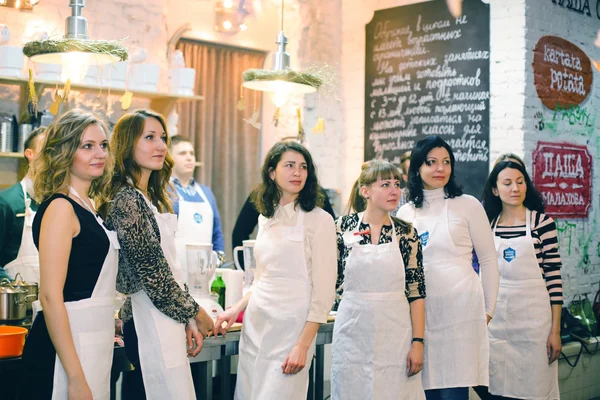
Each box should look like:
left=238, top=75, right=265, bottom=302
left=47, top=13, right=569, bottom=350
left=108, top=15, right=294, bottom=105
left=17, top=123, right=32, bottom=153
left=0, top=326, right=28, bottom=358
left=186, top=243, right=223, bottom=318
left=0, top=119, right=13, bottom=152
left=11, top=273, right=38, bottom=313
left=233, top=240, right=257, bottom=287
left=0, top=279, right=34, bottom=321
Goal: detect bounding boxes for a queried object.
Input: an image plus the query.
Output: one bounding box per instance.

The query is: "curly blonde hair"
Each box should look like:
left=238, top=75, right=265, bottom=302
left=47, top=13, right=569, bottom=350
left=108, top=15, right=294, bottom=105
left=32, top=109, right=113, bottom=203
left=99, top=109, right=174, bottom=214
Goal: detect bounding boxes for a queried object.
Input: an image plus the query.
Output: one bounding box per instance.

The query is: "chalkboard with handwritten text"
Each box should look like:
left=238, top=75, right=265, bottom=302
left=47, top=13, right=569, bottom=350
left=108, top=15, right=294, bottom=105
left=365, top=0, right=490, bottom=197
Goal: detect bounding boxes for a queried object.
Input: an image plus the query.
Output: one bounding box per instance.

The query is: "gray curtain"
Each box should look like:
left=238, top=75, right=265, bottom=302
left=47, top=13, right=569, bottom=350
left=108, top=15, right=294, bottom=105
left=176, top=39, right=266, bottom=258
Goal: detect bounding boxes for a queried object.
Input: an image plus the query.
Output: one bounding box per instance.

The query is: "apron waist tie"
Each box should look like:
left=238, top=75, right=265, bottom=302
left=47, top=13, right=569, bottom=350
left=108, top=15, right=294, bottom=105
left=343, top=291, right=405, bottom=301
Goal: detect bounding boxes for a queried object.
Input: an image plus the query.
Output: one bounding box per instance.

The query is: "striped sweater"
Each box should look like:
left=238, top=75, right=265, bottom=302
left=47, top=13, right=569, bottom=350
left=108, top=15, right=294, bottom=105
left=493, top=210, right=563, bottom=305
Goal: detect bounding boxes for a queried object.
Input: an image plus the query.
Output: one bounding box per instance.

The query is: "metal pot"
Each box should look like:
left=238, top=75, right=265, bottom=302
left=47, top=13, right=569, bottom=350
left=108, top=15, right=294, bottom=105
left=11, top=273, right=38, bottom=312
left=0, top=285, right=30, bottom=321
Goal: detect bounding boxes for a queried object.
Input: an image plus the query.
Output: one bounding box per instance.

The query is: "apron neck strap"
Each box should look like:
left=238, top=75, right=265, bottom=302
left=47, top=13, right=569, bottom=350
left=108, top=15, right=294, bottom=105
left=356, top=212, right=399, bottom=244
left=493, top=208, right=531, bottom=235
left=68, top=187, right=106, bottom=226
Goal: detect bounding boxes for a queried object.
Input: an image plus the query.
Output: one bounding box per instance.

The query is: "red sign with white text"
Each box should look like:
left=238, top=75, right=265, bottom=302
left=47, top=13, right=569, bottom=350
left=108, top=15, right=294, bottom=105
left=532, top=142, right=592, bottom=218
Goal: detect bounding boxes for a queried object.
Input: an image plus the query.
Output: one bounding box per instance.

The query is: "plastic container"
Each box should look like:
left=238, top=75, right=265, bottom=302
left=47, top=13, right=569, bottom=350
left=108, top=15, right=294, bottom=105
left=0, top=326, right=28, bottom=358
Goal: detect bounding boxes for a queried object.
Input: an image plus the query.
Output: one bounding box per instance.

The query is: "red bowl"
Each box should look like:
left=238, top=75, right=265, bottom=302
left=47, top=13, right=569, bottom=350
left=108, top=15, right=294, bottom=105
left=0, top=326, right=28, bottom=358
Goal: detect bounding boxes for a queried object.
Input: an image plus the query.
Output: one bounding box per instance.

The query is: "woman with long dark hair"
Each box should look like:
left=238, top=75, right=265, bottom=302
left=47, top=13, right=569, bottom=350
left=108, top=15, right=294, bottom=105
left=397, top=135, right=499, bottom=400
left=331, top=160, right=426, bottom=399
left=101, top=109, right=213, bottom=399
left=213, top=141, right=337, bottom=400
left=479, top=161, right=562, bottom=400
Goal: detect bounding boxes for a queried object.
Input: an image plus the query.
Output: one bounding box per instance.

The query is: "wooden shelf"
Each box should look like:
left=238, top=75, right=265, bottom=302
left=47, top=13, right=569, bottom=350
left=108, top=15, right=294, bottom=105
left=0, top=74, right=205, bottom=103
left=0, top=152, right=24, bottom=159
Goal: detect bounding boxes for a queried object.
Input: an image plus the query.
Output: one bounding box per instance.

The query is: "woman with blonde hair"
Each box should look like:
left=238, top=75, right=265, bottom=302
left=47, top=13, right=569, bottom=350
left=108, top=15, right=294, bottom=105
left=331, top=160, right=426, bottom=399
left=101, top=109, right=213, bottom=399
left=19, top=109, right=118, bottom=400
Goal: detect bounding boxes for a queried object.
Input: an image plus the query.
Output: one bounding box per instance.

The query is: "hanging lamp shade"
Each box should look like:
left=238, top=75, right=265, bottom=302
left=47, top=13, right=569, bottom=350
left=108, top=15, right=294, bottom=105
left=23, top=0, right=128, bottom=67
left=242, top=31, right=322, bottom=96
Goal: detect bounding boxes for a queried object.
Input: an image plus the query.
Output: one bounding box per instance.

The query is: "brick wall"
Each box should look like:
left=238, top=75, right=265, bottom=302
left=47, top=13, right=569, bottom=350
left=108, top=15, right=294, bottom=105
left=523, top=0, right=600, bottom=302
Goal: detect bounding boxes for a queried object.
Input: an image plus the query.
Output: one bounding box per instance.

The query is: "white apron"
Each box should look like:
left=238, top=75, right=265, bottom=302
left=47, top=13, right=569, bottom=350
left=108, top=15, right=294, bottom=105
left=331, top=214, right=425, bottom=400
left=410, top=199, right=489, bottom=390
left=48, top=188, right=119, bottom=400
left=488, top=209, right=559, bottom=399
left=175, top=182, right=214, bottom=283
left=4, top=180, right=39, bottom=283
left=235, top=209, right=314, bottom=400
left=130, top=190, right=195, bottom=400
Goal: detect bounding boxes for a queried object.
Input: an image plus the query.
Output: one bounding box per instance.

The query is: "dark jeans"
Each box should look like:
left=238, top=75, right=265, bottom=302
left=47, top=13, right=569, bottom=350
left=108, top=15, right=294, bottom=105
left=473, top=386, right=520, bottom=400
left=122, top=318, right=147, bottom=400
left=425, top=387, right=469, bottom=400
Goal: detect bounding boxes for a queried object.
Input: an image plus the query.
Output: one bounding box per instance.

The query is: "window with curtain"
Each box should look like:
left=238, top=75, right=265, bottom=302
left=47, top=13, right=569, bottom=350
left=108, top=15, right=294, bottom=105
left=176, top=39, right=267, bottom=258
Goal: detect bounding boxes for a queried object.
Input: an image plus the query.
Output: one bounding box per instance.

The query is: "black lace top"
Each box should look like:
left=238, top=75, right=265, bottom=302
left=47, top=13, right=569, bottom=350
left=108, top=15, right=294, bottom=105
left=336, top=213, right=426, bottom=303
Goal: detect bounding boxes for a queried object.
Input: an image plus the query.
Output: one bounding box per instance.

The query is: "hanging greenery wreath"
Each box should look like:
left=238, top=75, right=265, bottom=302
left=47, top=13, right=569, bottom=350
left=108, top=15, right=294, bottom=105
left=23, top=38, right=128, bottom=61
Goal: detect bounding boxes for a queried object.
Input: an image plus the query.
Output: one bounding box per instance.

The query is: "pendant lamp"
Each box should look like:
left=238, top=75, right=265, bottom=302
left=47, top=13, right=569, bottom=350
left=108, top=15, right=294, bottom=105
left=23, top=0, right=128, bottom=83
left=242, top=0, right=322, bottom=107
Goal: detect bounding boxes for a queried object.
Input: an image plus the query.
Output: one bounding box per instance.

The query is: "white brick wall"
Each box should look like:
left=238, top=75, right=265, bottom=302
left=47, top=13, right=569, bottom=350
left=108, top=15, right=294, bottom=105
left=523, top=0, right=600, bottom=302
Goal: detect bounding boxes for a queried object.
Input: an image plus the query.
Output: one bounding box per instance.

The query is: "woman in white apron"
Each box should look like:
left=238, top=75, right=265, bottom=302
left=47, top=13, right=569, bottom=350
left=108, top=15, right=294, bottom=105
left=101, top=110, right=214, bottom=400
left=332, top=160, right=426, bottom=400
left=476, top=160, right=562, bottom=400
left=213, top=141, right=337, bottom=400
left=397, top=135, right=499, bottom=400
left=19, top=110, right=118, bottom=400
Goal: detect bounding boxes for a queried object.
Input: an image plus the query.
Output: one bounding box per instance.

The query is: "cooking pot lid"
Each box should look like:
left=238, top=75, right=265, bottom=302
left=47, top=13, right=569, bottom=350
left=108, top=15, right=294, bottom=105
left=12, top=272, right=36, bottom=287
left=0, top=286, right=27, bottom=294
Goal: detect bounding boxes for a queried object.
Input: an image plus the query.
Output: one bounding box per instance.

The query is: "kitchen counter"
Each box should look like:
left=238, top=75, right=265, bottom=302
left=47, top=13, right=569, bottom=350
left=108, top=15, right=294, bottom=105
left=0, top=320, right=335, bottom=400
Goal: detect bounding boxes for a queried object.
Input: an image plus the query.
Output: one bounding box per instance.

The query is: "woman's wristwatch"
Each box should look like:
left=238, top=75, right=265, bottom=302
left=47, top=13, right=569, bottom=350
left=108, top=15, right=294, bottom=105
left=412, top=337, right=425, bottom=345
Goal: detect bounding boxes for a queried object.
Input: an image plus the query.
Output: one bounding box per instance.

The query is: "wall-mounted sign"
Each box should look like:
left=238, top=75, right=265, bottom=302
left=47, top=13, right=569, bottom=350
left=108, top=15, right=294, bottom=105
left=364, top=0, right=490, bottom=197
left=533, top=36, right=593, bottom=110
left=532, top=141, right=592, bottom=218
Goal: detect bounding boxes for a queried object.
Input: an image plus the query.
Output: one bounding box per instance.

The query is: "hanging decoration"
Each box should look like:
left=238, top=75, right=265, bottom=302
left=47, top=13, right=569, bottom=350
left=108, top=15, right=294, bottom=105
left=244, top=90, right=261, bottom=129
left=27, top=69, right=38, bottom=116
left=272, top=107, right=280, bottom=127
left=120, top=90, right=133, bottom=110
left=237, top=84, right=246, bottom=111
left=296, top=108, right=304, bottom=142
left=23, top=0, right=128, bottom=85
left=48, top=80, right=71, bottom=115
left=241, top=0, right=323, bottom=108
left=244, top=109, right=261, bottom=130
left=312, top=116, right=325, bottom=134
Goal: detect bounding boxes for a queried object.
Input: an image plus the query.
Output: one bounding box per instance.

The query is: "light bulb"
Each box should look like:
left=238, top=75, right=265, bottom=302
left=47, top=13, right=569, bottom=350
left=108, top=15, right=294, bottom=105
left=222, top=20, right=233, bottom=30
left=267, top=81, right=291, bottom=107
left=223, top=0, right=234, bottom=8
left=61, top=52, right=90, bottom=83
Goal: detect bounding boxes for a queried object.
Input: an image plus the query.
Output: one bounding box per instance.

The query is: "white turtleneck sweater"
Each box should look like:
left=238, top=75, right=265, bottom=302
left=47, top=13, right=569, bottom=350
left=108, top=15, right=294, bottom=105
left=397, top=188, right=499, bottom=317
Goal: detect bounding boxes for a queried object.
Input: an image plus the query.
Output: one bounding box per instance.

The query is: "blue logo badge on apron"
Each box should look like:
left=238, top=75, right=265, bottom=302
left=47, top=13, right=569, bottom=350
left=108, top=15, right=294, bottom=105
left=193, top=212, right=203, bottom=224
left=419, top=231, right=429, bottom=247
left=503, top=247, right=516, bottom=262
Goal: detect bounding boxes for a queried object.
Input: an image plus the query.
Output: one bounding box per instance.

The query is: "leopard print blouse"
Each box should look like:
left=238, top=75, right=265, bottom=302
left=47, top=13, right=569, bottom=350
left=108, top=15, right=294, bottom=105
left=105, top=185, right=199, bottom=324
